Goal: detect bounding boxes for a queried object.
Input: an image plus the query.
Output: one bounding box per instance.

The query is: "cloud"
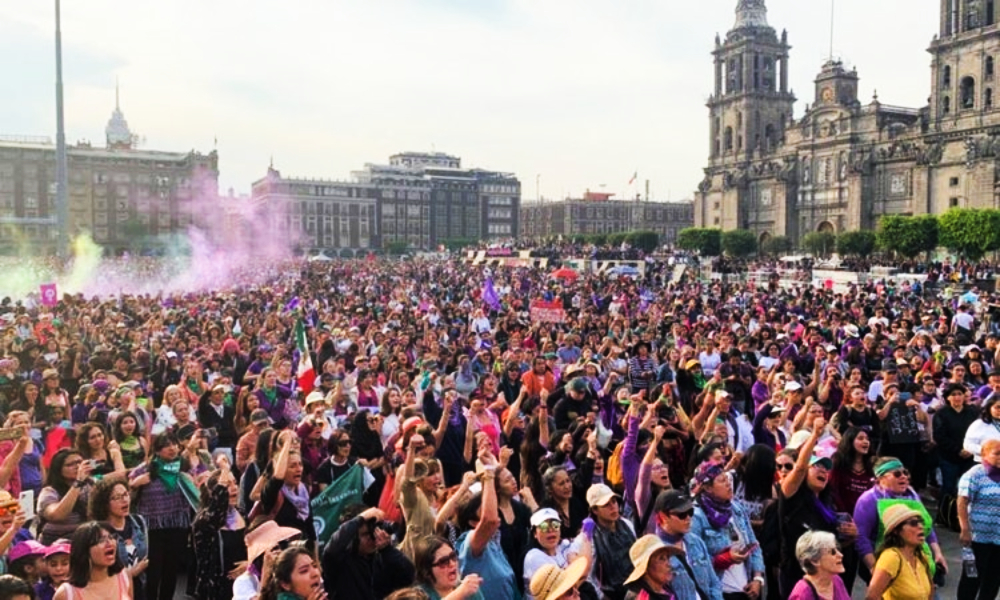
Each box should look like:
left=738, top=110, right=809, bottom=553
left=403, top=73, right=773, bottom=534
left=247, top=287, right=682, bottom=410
left=0, top=0, right=939, bottom=201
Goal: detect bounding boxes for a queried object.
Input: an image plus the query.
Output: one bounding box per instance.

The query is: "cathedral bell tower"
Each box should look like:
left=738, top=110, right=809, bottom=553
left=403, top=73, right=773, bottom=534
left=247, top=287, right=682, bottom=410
left=930, top=0, right=1000, bottom=131
left=699, top=0, right=796, bottom=230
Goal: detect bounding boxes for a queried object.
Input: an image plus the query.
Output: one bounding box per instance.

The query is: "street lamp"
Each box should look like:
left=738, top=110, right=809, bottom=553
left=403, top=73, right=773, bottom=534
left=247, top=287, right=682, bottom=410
left=54, top=0, right=70, bottom=258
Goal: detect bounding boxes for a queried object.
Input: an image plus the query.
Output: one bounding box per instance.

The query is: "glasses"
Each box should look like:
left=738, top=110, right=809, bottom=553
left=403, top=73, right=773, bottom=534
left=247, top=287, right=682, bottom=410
left=670, top=509, right=695, bottom=520
left=336, top=440, right=351, bottom=447
left=902, top=518, right=923, bottom=528
left=890, top=469, right=910, bottom=478
left=536, top=520, right=561, bottom=534
left=431, top=551, right=459, bottom=569
left=93, top=535, right=115, bottom=546
left=777, top=463, right=795, bottom=472
left=827, top=547, right=843, bottom=556
left=110, top=492, right=130, bottom=502
left=0, top=503, right=17, bottom=516
left=367, top=417, right=379, bottom=423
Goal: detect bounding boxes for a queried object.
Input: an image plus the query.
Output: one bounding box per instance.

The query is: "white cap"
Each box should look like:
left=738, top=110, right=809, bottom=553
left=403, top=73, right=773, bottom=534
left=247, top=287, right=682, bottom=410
left=530, top=508, right=561, bottom=527
left=784, top=381, right=803, bottom=392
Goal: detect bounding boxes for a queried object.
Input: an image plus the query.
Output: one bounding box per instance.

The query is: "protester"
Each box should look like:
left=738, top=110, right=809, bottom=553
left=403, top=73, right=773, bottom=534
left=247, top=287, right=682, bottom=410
left=787, top=531, right=851, bottom=600
left=52, top=521, right=131, bottom=600
left=864, top=504, right=934, bottom=600
left=957, top=438, right=1000, bottom=600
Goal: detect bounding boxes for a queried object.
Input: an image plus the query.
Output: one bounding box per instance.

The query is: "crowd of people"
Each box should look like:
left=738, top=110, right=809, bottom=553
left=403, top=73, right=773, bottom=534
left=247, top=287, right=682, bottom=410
left=0, top=252, right=996, bottom=600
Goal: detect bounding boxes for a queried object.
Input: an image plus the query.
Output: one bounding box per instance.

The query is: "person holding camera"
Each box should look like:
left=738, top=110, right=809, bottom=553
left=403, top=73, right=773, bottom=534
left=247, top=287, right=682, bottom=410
left=198, top=384, right=237, bottom=454
left=38, top=448, right=94, bottom=545
left=322, top=505, right=415, bottom=600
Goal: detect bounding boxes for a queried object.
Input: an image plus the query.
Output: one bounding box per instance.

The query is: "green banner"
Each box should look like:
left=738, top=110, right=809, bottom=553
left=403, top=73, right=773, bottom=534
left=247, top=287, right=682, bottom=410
left=311, top=463, right=367, bottom=545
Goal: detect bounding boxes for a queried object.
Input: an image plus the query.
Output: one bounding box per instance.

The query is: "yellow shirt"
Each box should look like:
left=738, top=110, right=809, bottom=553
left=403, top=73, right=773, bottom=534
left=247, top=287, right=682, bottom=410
left=875, top=548, right=932, bottom=600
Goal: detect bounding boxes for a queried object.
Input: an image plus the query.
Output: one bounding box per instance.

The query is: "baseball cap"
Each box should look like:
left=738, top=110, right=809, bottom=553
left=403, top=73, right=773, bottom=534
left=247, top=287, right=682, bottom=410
left=654, top=490, right=693, bottom=515
left=585, top=483, right=620, bottom=508
left=44, top=541, right=71, bottom=559
left=784, top=381, right=803, bottom=392
left=810, top=455, right=833, bottom=470
left=530, top=508, right=561, bottom=527
left=9, top=541, right=47, bottom=562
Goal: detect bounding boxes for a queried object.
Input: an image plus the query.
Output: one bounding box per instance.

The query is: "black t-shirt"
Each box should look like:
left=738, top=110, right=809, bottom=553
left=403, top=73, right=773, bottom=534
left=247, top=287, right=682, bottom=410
left=778, top=484, right=838, bottom=575
left=314, top=457, right=355, bottom=488
left=262, top=477, right=316, bottom=543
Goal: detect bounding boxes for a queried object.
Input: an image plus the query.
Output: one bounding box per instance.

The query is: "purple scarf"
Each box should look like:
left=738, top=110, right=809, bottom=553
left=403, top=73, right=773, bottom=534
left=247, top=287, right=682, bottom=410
left=699, top=493, right=733, bottom=530
left=811, top=492, right=839, bottom=527
left=985, top=463, right=1000, bottom=483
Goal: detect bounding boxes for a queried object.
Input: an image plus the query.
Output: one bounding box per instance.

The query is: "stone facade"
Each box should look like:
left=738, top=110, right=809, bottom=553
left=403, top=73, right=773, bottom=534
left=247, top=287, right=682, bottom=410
left=520, top=194, right=694, bottom=245
left=694, top=0, right=1000, bottom=245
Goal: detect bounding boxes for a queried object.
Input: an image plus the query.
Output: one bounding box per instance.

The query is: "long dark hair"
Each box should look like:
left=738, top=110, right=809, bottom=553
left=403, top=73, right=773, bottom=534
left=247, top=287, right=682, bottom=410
left=982, top=395, right=1000, bottom=424
left=75, top=422, right=108, bottom=460
left=45, top=449, right=83, bottom=495
left=254, top=428, right=275, bottom=471
left=414, top=536, right=453, bottom=588
left=259, top=546, right=315, bottom=600
left=831, top=427, right=873, bottom=474
left=736, top=444, right=776, bottom=503
left=67, top=521, right=124, bottom=588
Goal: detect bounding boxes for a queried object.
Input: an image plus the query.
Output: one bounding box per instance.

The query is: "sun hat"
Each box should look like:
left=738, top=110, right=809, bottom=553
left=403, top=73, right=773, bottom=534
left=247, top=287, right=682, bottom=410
left=684, top=359, right=702, bottom=370
left=530, top=507, right=561, bottom=527
left=529, top=556, right=590, bottom=600
left=623, top=534, right=682, bottom=585
left=881, top=504, right=924, bottom=535
left=786, top=430, right=813, bottom=450
left=843, top=324, right=860, bottom=338
left=304, top=391, right=327, bottom=408
left=245, top=521, right=302, bottom=565
left=585, top=483, right=620, bottom=508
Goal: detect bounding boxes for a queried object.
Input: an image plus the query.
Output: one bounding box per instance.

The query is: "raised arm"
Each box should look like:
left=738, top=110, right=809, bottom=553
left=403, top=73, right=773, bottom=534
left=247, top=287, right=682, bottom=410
left=780, top=417, right=823, bottom=499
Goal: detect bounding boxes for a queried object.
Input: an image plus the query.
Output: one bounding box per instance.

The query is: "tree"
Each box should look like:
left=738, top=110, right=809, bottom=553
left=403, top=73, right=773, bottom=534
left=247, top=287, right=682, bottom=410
left=760, top=235, right=792, bottom=256
left=721, top=229, right=758, bottom=257
left=801, top=231, right=837, bottom=257
left=877, top=215, right=938, bottom=258
left=626, top=231, right=660, bottom=253
left=676, top=227, right=721, bottom=256
left=938, top=208, right=1000, bottom=260
left=836, top=230, right=878, bottom=258
left=607, top=232, right=629, bottom=247
left=384, top=240, right=408, bottom=255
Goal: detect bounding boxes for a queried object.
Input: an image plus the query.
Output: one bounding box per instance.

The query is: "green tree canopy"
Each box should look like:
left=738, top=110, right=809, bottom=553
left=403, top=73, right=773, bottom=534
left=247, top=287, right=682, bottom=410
left=626, top=231, right=660, bottom=253
left=760, top=235, right=792, bottom=256
left=801, top=231, right=837, bottom=257
left=836, top=230, right=878, bottom=258
left=877, top=215, right=938, bottom=258
left=676, top=227, right=721, bottom=256
left=938, top=208, right=1000, bottom=260
left=721, top=229, right=758, bottom=258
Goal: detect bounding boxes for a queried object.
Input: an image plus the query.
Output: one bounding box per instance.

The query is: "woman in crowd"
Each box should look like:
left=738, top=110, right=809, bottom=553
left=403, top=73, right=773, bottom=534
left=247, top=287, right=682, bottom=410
left=88, top=477, right=149, bottom=600
left=689, top=460, right=765, bottom=599
left=38, top=449, right=95, bottom=544
left=233, top=522, right=301, bottom=600
left=253, top=368, right=291, bottom=429
left=634, top=424, right=673, bottom=535
left=75, top=422, right=125, bottom=479
left=53, top=521, right=131, bottom=600
left=398, top=433, right=442, bottom=562
left=455, top=458, right=518, bottom=600
left=40, top=370, right=69, bottom=422
left=259, top=546, right=324, bottom=600
left=787, top=530, right=851, bottom=600
left=192, top=468, right=246, bottom=600
left=828, top=427, right=874, bottom=515
left=541, top=466, right=587, bottom=539
left=4, top=412, right=42, bottom=497
left=129, top=432, right=194, bottom=600
left=963, top=394, right=1000, bottom=462
left=865, top=504, right=934, bottom=600
left=112, top=411, right=148, bottom=471
left=852, top=456, right=945, bottom=585
left=621, top=535, right=679, bottom=600
left=34, top=542, right=71, bottom=600
left=495, top=465, right=533, bottom=590
left=414, top=536, right=484, bottom=600
left=295, top=415, right=328, bottom=494
left=256, top=431, right=315, bottom=543
left=351, top=410, right=386, bottom=504
left=152, top=385, right=182, bottom=436
left=528, top=557, right=590, bottom=600
left=380, top=387, right=404, bottom=446
left=314, top=428, right=355, bottom=492
left=833, top=386, right=880, bottom=438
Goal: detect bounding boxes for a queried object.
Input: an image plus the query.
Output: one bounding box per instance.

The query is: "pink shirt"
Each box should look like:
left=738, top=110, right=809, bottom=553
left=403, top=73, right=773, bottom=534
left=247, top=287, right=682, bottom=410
left=787, top=576, right=851, bottom=600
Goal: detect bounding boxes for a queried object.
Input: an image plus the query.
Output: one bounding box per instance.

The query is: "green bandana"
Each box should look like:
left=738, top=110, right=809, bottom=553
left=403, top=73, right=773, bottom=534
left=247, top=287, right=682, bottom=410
left=151, top=457, right=181, bottom=493
left=874, top=459, right=905, bottom=478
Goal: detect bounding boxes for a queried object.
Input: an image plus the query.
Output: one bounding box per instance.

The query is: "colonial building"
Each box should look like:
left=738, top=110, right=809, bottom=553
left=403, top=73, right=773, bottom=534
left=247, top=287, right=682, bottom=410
left=0, top=91, right=218, bottom=255
left=694, top=0, right=1000, bottom=245
left=520, top=191, right=694, bottom=245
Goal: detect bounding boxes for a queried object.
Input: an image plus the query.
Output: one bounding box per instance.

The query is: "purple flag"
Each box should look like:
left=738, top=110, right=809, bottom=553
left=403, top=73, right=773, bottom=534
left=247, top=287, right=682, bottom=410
left=39, top=283, right=58, bottom=307
left=483, top=278, right=501, bottom=312
left=284, top=296, right=301, bottom=313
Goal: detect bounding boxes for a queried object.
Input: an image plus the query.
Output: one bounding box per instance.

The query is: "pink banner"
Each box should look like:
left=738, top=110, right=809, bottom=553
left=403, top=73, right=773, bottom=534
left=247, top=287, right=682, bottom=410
left=39, top=283, right=58, bottom=307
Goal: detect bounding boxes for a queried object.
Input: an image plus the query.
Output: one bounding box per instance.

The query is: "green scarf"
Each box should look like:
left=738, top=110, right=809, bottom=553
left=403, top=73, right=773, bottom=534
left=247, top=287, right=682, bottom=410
left=120, top=435, right=140, bottom=452
left=186, top=378, right=201, bottom=395
left=277, top=592, right=303, bottom=600
left=151, top=457, right=181, bottom=493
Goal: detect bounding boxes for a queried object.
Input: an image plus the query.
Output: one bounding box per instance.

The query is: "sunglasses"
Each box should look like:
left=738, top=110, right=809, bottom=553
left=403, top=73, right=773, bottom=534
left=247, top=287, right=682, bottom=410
left=670, top=509, right=695, bottom=520
left=536, top=520, right=561, bottom=534
left=0, top=503, right=17, bottom=516
left=777, top=463, right=795, bottom=472
left=432, top=551, right=459, bottom=569
left=890, top=469, right=910, bottom=478
left=902, top=518, right=924, bottom=528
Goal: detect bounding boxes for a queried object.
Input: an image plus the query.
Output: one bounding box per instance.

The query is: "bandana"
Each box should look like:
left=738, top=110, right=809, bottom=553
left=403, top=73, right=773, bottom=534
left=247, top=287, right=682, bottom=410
left=874, top=459, right=904, bottom=478
left=151, top=457, right=181, bottom=493
left=699, top=491, right=733, bottom=530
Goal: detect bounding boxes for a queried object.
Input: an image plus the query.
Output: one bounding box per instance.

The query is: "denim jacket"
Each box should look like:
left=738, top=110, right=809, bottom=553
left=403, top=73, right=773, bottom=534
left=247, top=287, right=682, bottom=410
left=690, top=500, right=765, bottom=583
left=656, top=529, right=723, bottom=600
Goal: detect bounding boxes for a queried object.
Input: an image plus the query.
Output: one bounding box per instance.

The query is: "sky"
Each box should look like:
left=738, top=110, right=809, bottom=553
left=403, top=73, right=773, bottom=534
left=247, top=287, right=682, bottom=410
left=0, top=0, right=937, bottom=202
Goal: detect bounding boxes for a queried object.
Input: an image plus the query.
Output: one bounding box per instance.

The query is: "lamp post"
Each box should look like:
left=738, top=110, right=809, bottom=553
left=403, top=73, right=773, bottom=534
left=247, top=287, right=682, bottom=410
left=54, top=0, right=70, bottom=258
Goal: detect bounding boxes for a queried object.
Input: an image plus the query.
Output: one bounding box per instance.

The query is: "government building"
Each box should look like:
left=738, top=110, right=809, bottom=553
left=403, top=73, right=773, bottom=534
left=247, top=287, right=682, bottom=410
left=694, top=0, right=1000, bottom=245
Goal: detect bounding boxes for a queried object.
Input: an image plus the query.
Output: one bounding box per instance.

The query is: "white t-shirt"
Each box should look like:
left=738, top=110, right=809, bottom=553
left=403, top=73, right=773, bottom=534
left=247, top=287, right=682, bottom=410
left=523, top=540, right=573, bottom=600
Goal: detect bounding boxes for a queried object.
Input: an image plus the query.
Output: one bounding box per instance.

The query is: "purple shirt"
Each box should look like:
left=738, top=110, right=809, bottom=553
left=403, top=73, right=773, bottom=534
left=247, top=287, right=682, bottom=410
left=852, top=485, right=938, bottom=558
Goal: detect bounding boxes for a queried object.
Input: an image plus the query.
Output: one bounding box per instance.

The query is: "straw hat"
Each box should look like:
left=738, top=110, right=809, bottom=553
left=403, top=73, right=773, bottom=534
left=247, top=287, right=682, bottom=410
left=529, top=556, right=589, bottom=600
left=881, top=504, right=924, bottom=535
left=245, top=521, right=301, bottom=564
left=624, top=534, right=682, bottom=585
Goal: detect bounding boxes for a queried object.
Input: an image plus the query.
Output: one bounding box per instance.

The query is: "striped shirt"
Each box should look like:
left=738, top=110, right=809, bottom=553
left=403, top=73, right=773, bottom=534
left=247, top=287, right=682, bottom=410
left=959, top=465, right=1000, bottom=545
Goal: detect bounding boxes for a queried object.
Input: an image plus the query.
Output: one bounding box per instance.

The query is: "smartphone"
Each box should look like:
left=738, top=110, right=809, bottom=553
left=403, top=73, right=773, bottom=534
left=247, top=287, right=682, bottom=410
left=18, top=490, right=34, bottom=520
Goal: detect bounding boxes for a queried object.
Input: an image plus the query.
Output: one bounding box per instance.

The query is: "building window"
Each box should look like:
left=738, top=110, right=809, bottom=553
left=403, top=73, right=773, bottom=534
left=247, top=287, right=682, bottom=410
left=987, top=87, right=994, bottom=109
left=950, top=176, right=960, bottom=186
left=962, top=76, right=976, bottom=108
left=713, top=202, right=720, bottom=210
left=724, top=127, right=733, bottom=152
left=713, top=217, right=720, bottom=225
left=944, top=66, right=952, bottom=87
left=950, top=197, right=960, bottom=207
left=943, top=95, right=951, bottom=115
left=989, top=57, right=996, bottom=80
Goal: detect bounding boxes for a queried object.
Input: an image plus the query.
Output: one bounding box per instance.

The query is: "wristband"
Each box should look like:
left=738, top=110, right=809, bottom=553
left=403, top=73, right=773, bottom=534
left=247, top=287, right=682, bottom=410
left=753, top=576, right=765, bottom=585
left=74, top=480, right=87, bottom=489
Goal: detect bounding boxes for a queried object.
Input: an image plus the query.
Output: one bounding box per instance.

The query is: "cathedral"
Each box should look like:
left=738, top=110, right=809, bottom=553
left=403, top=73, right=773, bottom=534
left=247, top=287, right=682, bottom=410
left=694, top=0, right=1000, bottom=245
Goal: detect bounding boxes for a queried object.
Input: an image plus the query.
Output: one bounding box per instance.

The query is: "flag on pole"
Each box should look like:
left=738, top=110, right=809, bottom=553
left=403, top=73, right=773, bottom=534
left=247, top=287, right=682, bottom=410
left=232, top=319, right=242, bottom=337
left=482, top=277, right=501, bottom=312
left=311, top=463, right=370, bottom=544
left=628, top=171, right=637, bottom=185
left=295, top=319, right=315, bottom=395
left=39, top=283, right=58, bottom=307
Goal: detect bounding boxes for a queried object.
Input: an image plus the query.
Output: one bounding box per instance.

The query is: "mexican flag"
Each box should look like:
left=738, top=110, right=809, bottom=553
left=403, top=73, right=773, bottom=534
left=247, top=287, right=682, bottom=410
left=295, top=318, right=315, bottom=396
left=311, top=463, right=371, bottom=544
